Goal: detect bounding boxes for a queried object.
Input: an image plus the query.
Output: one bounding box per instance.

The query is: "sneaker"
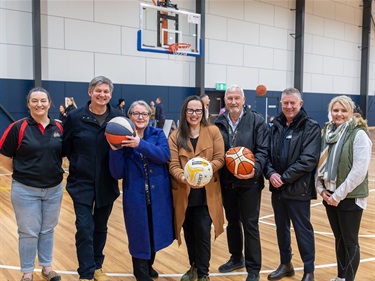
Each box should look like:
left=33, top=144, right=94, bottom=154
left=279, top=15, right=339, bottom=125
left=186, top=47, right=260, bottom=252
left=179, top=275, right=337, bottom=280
left=330, top=278, right=345, bottom=281
left=181, top=265, right=198, bottom=281
left=42, top=270, right=61, bottom=281
left=197, top=276, right=209, bottom=281
left=94, top=268, right=110, bottom=281
left=80, top=280, right=94, bottom=281
left=218, top=257, right=245, bottom=273
left=246, top=273, right=260, bottom=281
left=20, top=276, right=33, bottom=281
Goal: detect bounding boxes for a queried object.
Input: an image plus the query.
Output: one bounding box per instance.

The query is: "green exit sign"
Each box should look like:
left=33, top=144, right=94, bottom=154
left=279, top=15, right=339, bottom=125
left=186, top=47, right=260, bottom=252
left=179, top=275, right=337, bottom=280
left=216, top=83, right=227, bottom=91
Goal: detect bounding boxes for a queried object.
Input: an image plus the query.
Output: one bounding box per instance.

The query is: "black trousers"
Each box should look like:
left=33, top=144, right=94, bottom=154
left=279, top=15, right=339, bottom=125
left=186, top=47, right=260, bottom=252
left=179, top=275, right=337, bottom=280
left=222, top=185, right=262, bottom=274
left=183, top=205, right=212, bottom=278
left=271, top=194, right=315, bottom=273
left=323, top=198, right=363, bottom=281
left=157, top=120, right=165, bottom=129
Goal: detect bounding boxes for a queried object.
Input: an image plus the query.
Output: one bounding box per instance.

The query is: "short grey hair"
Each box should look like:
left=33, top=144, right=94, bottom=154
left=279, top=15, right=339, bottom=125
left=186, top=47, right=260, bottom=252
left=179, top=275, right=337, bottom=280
left=281, top=87, right=302, bottom=101
left=225, top=85, right=244, bottom=98
left=89, top=76, right=114, bottom=93
left=127, top=100, right=152, bottom=115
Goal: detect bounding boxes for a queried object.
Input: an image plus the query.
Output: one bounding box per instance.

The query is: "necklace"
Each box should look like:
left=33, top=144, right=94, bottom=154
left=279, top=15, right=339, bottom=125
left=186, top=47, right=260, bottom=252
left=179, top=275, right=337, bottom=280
left=190, top=126, right=200, bottom=138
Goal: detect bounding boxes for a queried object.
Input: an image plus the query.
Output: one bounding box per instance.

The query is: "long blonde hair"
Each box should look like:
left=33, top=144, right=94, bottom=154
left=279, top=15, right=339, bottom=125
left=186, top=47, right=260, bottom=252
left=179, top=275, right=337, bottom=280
left=328, top=95, right=368, bottom=130
left=67, top=97, right=77, bottom=108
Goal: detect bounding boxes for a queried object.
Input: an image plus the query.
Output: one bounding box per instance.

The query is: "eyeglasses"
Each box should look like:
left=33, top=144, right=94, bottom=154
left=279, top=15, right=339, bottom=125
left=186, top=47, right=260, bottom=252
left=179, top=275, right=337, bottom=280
left=131, top=112, right=150, bottom=118
left=186, top=108, right=203, bottom=115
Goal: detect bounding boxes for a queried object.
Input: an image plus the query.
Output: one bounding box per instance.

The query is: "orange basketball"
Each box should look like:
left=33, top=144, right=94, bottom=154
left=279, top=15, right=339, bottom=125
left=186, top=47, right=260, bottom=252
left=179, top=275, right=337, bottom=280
left=256, top=84, right=267, bottom=96
left=225, top=146, right=255, bottom=175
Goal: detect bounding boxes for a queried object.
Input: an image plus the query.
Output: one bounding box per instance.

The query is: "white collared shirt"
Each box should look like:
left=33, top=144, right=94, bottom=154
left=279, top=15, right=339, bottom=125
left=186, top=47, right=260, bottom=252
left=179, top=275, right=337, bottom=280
left=226, top=109, right=245, bottom=131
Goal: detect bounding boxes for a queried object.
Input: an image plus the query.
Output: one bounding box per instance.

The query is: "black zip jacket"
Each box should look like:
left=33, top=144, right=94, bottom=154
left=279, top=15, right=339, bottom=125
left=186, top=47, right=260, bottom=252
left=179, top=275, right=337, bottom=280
left=214, top=106, right=269, bottom=188
left=265, top=108, right=321, bottom=200
left=63, top=101, right=124, bottom=208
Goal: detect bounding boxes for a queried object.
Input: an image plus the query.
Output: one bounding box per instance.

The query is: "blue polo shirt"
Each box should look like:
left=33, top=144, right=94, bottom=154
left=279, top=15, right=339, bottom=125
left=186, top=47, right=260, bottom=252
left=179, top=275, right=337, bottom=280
left=0, top=116, right=64, bottom=188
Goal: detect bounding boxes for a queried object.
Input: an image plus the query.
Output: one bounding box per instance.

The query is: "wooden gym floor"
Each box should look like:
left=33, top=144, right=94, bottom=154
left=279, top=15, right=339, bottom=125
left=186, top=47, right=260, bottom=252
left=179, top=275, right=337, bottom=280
left=0, top=129, right=374, bottom=281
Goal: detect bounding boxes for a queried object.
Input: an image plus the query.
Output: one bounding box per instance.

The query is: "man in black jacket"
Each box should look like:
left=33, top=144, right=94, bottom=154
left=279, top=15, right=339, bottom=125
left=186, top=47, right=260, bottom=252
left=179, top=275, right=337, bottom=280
left=214, top=85, right=269, bottom=281
left=265, top=88, right=321, bottom=281
left=63, top=76, right=124, bottom=281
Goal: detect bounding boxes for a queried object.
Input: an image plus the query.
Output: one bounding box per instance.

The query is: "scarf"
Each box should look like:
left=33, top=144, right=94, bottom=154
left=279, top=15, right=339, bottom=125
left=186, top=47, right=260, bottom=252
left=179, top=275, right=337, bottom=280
left=317, top=118, right=356, bottom=188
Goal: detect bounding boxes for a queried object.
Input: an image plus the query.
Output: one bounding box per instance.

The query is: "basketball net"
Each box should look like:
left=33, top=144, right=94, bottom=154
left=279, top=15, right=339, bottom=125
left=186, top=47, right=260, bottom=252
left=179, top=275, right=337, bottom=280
left=169, top=43, right=191, bottom=63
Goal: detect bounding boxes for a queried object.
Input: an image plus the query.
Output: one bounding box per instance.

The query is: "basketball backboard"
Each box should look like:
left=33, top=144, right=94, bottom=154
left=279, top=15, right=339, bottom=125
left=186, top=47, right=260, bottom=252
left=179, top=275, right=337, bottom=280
left=137, top=2, right=202, bottom=57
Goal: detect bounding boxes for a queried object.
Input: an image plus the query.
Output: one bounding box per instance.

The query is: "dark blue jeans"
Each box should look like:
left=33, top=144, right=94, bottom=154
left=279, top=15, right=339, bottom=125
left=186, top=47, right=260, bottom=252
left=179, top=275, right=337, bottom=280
left=73, top=202, right=113, bottom=279
left=271, top=194, right=315, bottom=273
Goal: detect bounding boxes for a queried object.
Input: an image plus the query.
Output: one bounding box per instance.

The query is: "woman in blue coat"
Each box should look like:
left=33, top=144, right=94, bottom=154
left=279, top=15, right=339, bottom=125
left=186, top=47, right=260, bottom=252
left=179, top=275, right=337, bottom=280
left=109, top=100, right=174, bottom=281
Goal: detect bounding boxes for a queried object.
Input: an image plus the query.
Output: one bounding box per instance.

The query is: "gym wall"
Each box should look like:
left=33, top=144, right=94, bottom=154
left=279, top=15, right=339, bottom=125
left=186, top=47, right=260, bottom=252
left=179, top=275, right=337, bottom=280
left=0, top=0, right=374, bottom=134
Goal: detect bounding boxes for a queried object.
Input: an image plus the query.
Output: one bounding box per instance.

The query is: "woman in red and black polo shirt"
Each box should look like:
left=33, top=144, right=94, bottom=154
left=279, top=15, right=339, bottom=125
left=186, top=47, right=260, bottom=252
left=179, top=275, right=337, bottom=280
left=0, top=87, right=63, bottom=281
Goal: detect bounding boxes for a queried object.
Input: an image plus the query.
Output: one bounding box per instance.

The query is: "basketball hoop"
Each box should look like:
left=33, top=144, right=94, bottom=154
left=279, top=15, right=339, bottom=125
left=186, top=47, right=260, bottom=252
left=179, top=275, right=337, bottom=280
left=169, top=42, right=191, bottom=62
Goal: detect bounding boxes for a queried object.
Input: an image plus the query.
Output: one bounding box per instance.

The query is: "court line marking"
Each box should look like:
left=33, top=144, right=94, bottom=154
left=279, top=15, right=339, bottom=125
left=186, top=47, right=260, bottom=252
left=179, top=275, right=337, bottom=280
left=1, top=258, right=375, bottom=277
left=258, top=190, right=375, bottom=238
left=1, top=154, right=374, bottom=277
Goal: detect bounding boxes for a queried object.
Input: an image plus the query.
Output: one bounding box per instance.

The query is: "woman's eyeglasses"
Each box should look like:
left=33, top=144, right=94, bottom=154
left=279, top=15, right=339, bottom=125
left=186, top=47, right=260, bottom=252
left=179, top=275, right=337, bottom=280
left=186, top=109, right=203, bottom=115
left=131, top=112, right=150, bottom=118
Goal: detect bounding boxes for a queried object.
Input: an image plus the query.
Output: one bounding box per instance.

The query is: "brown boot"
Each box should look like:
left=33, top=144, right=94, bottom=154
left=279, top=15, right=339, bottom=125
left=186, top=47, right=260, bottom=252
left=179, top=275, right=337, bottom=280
left=94, top=268, right=110, bottom=281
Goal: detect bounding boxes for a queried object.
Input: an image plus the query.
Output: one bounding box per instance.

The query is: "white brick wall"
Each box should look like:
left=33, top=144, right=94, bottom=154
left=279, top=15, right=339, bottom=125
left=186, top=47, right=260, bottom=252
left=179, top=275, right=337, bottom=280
left=0, top=0, right=374, bottom=96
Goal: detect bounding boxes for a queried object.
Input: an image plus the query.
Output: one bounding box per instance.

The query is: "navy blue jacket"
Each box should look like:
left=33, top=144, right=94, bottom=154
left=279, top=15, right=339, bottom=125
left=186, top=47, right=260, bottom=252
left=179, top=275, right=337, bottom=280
left=63, top=101, right=123, bottom=207
left=265, top=108, right=321, bottom=200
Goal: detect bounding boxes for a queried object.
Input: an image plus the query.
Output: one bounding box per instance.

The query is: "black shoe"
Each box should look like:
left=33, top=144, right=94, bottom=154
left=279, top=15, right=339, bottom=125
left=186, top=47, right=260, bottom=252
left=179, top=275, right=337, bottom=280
left=246, top=273, right=260, bottom=281
left=149, top=267, right=159, bottom=278
left=133, top=257, right=153, bottom=281
left=267, top=262, right=295, bottom=280
left=218, top=257, right=245, bottom=273
left=136, top=278, right=153, bottom=281
left=301, top=272, right=314, bottom=281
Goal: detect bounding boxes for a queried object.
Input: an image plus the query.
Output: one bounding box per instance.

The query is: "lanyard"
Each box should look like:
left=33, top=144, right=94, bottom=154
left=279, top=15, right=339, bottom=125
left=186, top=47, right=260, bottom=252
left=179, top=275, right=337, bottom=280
left=140, top=153, right=151, bottom=205
left=228, top=123, right=239, bottom=148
